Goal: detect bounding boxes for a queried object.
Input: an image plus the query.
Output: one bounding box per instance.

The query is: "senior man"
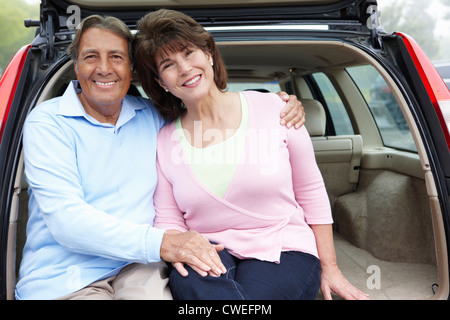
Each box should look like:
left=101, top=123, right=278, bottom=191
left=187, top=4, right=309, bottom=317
left=15, top=15, right=305, bottom=300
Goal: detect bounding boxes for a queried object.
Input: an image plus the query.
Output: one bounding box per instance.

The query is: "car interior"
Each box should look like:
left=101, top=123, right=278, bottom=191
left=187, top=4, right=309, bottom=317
left=5, top=39, right=449, bottom=299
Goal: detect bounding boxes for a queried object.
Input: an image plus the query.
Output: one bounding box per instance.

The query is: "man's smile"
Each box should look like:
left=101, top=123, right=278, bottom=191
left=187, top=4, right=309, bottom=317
left=93, top=80, right=118, bottom=87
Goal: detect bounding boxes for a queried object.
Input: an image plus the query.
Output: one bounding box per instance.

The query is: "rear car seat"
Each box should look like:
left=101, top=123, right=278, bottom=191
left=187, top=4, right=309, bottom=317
left=302, top=99, right=363, bottom=184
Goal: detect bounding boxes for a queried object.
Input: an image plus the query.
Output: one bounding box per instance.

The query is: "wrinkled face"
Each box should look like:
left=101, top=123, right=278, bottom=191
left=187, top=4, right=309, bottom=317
left=74, top=27, right=132, bottom=113
left=155, top=45, right=214, bottom=104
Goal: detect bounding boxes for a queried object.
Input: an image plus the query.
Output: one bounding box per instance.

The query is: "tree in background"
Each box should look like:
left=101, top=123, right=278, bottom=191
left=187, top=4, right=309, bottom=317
left=440, top=0, right=450, bottom=59
left=443, top=0, right=450, bottom=18
left=378, top=0, right=448, bottom=60
left=0, top=0, right=38, bottom=74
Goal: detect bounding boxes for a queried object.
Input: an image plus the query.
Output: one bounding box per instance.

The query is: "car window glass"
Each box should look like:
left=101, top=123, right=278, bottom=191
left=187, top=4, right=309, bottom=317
left=347, top=66, right=417, bottom=152
left=227, top=81, right=281, bottom=93
left=434, top=63, right=450, bottom=90
left=311, top=73, right=354, bottom=135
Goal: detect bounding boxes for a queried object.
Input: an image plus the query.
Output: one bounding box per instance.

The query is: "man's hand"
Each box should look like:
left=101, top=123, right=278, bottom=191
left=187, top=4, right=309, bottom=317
left=160, top=230, right=226, bottom=277
left=276, top=91, right=305, bottom=129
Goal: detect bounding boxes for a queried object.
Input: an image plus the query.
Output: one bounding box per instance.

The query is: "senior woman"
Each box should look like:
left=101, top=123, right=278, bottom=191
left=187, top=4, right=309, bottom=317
left=133, top=9, right=368, bottom=300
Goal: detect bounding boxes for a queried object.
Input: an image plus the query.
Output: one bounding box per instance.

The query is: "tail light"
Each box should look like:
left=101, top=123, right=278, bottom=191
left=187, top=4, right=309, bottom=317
left=0, top=45, right=30, bottom=142
left=397, top=33, right=450, bottom=152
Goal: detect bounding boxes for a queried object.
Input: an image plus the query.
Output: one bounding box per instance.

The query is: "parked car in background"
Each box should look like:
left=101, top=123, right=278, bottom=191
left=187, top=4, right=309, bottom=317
left=0, top=0, right=449, bottom=300
left=434, top=60, right=450, bottom=90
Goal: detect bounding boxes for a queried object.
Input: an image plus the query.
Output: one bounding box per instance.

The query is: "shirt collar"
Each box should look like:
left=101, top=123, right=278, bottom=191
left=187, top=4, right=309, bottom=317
left=58, top=80, right=146, bottom=129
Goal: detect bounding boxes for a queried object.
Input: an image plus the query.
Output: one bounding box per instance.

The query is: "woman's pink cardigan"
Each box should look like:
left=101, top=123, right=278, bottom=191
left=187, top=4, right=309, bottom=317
left=153, top=91, right=333, bottom=262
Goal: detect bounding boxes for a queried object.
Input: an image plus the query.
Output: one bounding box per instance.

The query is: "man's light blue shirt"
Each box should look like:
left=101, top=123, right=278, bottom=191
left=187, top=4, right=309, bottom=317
left=16, top=81, right=166, bottom=300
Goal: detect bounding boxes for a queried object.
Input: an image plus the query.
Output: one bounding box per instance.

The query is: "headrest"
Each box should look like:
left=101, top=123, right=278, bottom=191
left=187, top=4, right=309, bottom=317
left=302, top=99, right=326, bottom=137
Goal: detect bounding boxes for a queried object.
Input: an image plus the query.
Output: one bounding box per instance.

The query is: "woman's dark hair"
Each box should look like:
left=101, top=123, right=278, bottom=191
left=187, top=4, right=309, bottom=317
left=133, top=9, right=228, bottom=121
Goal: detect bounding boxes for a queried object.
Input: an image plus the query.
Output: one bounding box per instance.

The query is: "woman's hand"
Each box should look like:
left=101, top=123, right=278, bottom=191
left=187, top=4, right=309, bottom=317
left=320, top=263, right=370, bottom=300
left=310, top=224, right=369, bottom=300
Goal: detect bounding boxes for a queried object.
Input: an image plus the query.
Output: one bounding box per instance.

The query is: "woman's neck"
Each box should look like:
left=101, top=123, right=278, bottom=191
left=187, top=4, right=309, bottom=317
left=180, top=90, right=242, bottom=148
left=182, top=88, right=229, bottom=121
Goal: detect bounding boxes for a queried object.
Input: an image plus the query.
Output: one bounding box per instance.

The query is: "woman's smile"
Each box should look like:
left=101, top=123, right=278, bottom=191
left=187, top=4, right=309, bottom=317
left=182, top=75, right=202, bottom=87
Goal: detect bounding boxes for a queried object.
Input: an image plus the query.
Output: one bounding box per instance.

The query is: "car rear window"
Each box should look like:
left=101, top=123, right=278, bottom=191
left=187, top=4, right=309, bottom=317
left=227, top=81, right=281, bottom=93
left=347, top=65, right=417, bottom=152
left=311, top=72, right=354, bottom=136
left=435, top=64, right=450, bottom=90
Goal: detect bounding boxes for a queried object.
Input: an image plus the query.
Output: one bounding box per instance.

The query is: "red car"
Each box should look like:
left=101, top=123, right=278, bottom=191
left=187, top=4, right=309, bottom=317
left=1, top=0, right=449, bottom=300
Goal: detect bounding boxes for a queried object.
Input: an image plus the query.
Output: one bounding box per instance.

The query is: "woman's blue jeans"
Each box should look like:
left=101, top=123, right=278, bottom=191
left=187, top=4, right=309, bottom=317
left=169, top=249, right=321, bottom=300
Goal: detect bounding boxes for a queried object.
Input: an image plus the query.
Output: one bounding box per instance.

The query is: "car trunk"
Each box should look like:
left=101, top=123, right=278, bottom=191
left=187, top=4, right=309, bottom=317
left=219, top=39, right=447, bottom=300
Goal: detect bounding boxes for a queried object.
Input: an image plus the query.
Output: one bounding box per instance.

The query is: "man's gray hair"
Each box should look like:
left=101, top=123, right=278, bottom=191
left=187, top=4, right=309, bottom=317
left=68, top=15, right=133, bottom=66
